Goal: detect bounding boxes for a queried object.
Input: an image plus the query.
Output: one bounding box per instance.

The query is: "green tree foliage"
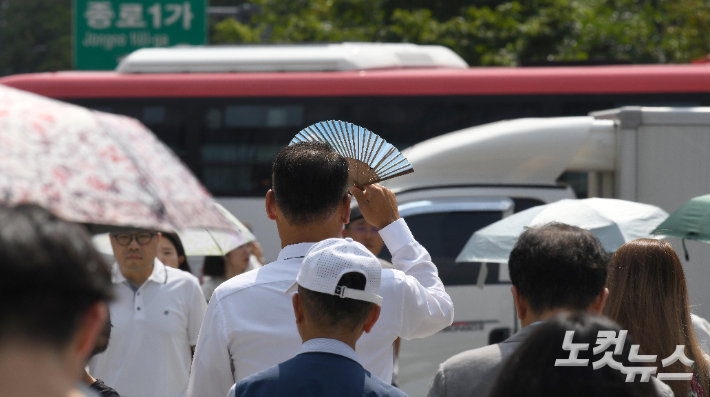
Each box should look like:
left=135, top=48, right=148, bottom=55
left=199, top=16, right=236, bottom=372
left=0, top=0, right=72, bottom=75
left=0, top=0, right=708, bottom=75
left=212, top=0, right=710, bottom=66
left=552, top=0, right=710, bottom=63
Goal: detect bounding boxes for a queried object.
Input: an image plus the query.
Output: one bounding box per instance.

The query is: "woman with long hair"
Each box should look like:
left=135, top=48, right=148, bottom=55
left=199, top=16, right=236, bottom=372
left=157, top=232, right=192, bottom=274
left=603, top=238, right=709, bottom=396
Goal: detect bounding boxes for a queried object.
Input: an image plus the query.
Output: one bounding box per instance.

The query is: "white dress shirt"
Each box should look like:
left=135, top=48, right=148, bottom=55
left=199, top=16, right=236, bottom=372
left=89, top=259, right=207, bottom=397
left=188, top=219, right=454, bottom=397
left=297, top=338, right=361, bottom=362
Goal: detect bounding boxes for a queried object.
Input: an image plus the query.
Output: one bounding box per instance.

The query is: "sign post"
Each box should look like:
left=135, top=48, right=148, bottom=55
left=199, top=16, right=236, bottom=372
left=73, top=0, right=206, bottom=70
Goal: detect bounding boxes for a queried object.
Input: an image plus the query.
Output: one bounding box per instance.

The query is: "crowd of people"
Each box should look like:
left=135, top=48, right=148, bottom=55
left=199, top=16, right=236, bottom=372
left=1, top=141, right=709, bottom=397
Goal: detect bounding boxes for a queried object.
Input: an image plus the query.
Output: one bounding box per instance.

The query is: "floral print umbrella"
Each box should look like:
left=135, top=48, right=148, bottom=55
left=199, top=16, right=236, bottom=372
left=0, top=85, right=233, bottom=232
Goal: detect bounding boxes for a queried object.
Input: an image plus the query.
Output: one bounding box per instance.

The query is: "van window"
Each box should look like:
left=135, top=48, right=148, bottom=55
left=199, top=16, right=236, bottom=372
left=380, top=211, right=506, bottom=286
left=512, top=198, right=545, bottom=213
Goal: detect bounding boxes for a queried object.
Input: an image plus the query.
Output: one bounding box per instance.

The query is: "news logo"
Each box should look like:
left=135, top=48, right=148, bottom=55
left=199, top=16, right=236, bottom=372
left=555, top=330, right=693, bottom=382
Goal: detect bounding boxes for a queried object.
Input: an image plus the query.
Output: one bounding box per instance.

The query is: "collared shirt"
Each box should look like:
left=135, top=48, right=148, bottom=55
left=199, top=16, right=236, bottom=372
left=299, top=338, right=360, bottom=364
left=89, top=259, right=207, bottom=397
left=188, top=219, right=454, bottom=397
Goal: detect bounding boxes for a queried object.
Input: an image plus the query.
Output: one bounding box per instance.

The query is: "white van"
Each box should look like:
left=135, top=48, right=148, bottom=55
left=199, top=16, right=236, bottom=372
left=378, top=116, right=615, bottom=396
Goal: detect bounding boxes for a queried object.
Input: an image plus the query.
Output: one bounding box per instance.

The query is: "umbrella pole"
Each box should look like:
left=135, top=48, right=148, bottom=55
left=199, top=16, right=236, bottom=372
left=205, top=229, right=225, bottom=256
left=476, top=263, right=488, bottom=290
left=682, top=238, right=690, bottom=262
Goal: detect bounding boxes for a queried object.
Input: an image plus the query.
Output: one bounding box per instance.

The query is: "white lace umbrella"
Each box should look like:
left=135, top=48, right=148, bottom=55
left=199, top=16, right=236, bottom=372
left=456, top=198, right=669, bottom=263
left=92, top=204, right=255, bottom=256
left=0, top=85, right=231, bottom=232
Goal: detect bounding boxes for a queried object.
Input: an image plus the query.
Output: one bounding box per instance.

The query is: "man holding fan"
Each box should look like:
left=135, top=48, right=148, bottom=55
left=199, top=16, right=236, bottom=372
left=188, top=141, right=453, bottom=397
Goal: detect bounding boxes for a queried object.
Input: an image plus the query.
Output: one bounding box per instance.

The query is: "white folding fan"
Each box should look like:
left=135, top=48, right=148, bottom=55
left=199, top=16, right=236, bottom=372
left=290, top=120, right=414, bottom=187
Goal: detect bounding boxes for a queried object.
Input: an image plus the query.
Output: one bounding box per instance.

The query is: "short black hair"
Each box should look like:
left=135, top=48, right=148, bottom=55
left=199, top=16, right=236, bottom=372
left=298, top=272, right=374, bottom=331
left=0, top=204, right=113, bottom=349
left=489, top=312, right=657, bottom=397
left=272, top=142, right=349, bottom=225
left=202, top=255, right=225, bottom=277
left=508, top=223, right=609, bottom=313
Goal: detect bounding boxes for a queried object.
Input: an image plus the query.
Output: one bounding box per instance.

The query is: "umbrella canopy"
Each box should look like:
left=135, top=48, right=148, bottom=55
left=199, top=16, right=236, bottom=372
left=93, top=204, right=256, bottom=256
left=652, top=194, right=710, bottom=243
left=0, top=85, right=231, bottom=232
left=456, top=198, right=669, bottom=263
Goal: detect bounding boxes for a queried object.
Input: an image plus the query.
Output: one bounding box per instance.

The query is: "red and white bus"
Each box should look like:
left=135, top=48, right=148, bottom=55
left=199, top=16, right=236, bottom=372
left=3, top=43, right=710, bottom=263
left=3, top=45, right=710, bottom=197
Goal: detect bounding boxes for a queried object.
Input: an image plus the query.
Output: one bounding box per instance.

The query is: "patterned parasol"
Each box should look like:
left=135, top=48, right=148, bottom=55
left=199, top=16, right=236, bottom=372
left=0, top=85, right=232, bottom=232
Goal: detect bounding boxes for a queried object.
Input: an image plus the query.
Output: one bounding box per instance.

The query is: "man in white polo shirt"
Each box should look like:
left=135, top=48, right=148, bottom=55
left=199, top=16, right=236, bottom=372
left=188, top=142, right=454, bottom=397
left=89, top=230, right=207, bottom=397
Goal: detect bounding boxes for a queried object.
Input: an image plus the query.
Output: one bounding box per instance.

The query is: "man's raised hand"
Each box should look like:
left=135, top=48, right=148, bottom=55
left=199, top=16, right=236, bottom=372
left=349, top=184, right=400, bottom=230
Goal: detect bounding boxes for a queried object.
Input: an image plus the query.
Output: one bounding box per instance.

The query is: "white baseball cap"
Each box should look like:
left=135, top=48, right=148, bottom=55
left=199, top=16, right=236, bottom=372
left=285, top=238, right=383, bottom=305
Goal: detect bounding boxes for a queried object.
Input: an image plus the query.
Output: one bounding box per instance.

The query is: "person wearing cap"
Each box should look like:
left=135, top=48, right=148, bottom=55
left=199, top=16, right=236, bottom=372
left=188, top=142, right=453, bottom=397
left=342, top=206, right=402, bottom=386
left=228, top=238, right=409, bottom=397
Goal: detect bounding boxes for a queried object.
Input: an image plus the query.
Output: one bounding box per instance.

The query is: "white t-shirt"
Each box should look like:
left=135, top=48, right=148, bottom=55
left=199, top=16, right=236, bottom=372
left=187, top=219, right=454, bottom=397
left=89, top=259, right=207, bottom=397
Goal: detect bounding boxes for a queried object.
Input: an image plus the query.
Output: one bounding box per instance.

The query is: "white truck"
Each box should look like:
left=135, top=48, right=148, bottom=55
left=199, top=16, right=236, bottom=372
left=378, top=107, right=710, bottom=396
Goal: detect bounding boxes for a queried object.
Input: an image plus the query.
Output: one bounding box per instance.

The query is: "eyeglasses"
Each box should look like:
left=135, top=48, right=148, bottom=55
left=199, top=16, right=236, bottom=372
left=112, top=233, right=156, bottom=246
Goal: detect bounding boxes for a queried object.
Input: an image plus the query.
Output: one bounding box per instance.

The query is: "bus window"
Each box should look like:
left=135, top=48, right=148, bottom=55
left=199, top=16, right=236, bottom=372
left=67, top=93, right=710, bottom=197
left=224, top=106, right=303, bottom=128
left=142, top=106, right=165, bottom=124
left=191, top=98, right=547, bottom=195
left=93, top=103, right=189, bottom=158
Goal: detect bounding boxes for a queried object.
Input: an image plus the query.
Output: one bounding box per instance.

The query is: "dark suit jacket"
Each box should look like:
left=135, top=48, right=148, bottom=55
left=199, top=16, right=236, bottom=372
left=426, top=325, right=537, bottom=397
left=231, top=352, right=409, bottom=397
left=427, top=323, right=674, bottom=397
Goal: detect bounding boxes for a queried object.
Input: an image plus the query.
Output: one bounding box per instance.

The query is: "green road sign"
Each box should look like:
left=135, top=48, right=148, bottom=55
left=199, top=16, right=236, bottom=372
left=73, top=0, right=206, bottom=70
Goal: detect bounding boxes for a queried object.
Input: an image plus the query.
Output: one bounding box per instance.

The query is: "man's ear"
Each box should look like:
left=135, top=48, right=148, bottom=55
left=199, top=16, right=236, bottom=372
left=156, top=232, right=161, bottom=243
left=588, top=287, right=609, bottom=315
left=265, top=190, right=278, bottom=221
left=292, top=293, right=305, bottom=325
left=339, top=194, right=351, bottom=225
left=362, top=304, right=381, bottom=334
left=74, top=302, right=109, bottom=360
left=511, top=286, right=527, bottom=321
